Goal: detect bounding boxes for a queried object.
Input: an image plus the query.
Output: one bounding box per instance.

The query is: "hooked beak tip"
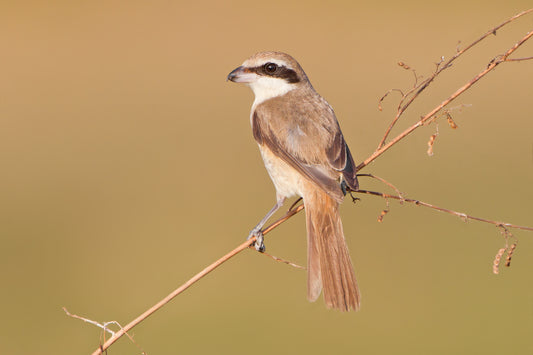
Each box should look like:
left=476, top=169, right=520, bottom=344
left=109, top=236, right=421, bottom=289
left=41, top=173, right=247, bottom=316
left=227, top=66, right=243, bottom=82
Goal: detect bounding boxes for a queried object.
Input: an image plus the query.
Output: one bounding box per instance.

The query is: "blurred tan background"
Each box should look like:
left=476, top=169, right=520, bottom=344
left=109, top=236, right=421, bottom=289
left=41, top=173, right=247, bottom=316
left=1, top=1, right=532, bottom=354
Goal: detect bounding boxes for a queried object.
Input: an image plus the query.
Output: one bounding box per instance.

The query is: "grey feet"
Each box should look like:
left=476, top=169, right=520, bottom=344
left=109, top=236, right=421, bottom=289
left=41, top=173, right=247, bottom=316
left=247, top=228, right=265, bottom=253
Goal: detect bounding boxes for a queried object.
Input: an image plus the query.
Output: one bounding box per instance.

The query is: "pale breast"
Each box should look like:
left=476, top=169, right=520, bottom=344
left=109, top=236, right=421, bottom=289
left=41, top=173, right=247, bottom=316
left=259, top=145, right=305, bottom=199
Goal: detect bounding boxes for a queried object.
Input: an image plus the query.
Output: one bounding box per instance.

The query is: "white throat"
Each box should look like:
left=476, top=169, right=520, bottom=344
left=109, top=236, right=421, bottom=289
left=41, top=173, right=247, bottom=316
left=249, top=76, right=296, bottom=107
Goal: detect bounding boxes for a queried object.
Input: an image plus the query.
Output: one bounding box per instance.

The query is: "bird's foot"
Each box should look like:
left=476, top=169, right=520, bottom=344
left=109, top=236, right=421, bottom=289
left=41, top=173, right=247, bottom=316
left=247, top=228, right=265, bottom=253
left=341, top=180, right=348, bottom=196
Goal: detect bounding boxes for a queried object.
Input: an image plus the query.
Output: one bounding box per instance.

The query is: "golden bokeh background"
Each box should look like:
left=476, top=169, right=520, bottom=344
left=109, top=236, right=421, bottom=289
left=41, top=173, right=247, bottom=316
left=1, top=1, right=532, bottom=354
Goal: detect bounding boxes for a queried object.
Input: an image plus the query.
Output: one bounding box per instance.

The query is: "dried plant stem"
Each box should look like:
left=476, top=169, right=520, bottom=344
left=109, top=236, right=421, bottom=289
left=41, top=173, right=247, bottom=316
left=360, top=9, right=533, bottom=171
left=63, top=308, right=146, bottom=354
left=356, top=173, right=405, bottom=200
left=259, top=250, right=306, bottom=269
left=63, top=307, right=116, bottom=337
left=89, top=204, right=304, bottom=355
left=506, top=55, right=533, bottom=61
left=377, top=8, right=533, bottom=149
left=354, top=189, right=533, bottom=232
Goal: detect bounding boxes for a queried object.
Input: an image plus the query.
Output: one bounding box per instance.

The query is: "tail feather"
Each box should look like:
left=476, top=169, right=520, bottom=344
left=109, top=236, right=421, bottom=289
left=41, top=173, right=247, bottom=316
left=305, top=187, right=360, bottom=311
left=306, top=219, right=322, bottom=302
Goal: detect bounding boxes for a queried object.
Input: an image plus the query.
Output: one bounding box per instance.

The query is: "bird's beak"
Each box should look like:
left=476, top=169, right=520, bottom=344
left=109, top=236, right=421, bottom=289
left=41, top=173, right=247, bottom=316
left=227, top=66, right=256, bottom=83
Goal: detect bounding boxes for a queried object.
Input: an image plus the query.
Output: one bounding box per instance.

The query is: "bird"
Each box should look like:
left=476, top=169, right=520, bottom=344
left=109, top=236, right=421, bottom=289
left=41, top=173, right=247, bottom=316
left=227, top=51, right=360, bottom=311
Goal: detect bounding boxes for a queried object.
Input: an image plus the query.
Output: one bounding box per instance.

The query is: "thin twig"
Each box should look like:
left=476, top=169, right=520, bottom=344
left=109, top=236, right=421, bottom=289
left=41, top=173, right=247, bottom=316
left=505, top=56, right=533, bottom=61
left=378, top=88, right=404, bottom=111
left=354, top=189, right=533, bottom=232
left=256, top=249, right=306, bottom=269
left=373, top=8, right=533, bottom=154
left=356, top=173, right=405, bottom=201
left=64, top=308, right=146, bottom=354
left=63, top=307, right=116, bottom=336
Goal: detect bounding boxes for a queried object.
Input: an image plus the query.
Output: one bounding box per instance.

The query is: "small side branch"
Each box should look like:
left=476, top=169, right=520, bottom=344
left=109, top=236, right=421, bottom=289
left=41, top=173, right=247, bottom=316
left=257, top=250, right=306, bottom=269
left=63, top=307, right=116, bottom=337
left=354, top=189, right=533, bottom=232
left=63, top=307, right=146, bottom=354
left=356, top=173, right=405, bottom=201
left=505, top=55, right=533, bottom=62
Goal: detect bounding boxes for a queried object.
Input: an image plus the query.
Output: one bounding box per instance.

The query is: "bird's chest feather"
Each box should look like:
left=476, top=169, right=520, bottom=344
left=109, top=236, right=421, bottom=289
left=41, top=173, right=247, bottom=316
left=258, top=145, right=304, bottom=199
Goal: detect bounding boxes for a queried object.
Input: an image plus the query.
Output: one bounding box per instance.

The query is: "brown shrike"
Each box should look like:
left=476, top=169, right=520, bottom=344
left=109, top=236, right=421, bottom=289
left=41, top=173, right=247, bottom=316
left=227, top=51, right=360, bottom=311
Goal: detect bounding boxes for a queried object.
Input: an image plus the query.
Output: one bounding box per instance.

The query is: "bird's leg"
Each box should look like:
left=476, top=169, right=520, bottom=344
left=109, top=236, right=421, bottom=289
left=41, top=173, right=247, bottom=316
left=248, top=197, right=286, bottom=252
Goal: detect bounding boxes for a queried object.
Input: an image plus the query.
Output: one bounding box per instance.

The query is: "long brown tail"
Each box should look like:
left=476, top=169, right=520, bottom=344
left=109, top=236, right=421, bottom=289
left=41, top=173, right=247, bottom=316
left=304, top=187, right=360, bottom=311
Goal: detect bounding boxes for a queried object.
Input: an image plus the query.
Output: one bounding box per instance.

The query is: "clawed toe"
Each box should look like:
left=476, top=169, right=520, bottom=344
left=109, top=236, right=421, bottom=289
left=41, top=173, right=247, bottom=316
left=254, top=233, right=265, bottom=252
left=247, top=229, right=265, bottom=253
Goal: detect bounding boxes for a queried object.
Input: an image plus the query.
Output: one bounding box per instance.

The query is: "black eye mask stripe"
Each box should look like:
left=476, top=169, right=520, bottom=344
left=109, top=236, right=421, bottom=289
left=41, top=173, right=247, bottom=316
left=245, top=65, right=300, bottom=84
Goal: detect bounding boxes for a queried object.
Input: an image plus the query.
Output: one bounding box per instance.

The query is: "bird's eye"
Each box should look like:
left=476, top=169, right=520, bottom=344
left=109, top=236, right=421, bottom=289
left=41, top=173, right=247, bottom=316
left=263, top=62, right=278, bottom=74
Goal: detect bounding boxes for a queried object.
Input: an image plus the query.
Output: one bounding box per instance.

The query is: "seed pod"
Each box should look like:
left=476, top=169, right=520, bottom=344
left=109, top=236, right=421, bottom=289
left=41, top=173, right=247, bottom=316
left=505, top=243, right=517, bottom=267
left=427, top=134, right=437, bottom=156
left=446, top=113, right=458, bottom=129
left=493, top=248, right=506, bottom=274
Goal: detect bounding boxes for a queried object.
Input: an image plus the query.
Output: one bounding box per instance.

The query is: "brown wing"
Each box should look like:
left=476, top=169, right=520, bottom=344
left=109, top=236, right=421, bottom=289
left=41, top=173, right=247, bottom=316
left=253, top=90, right=357, bottom=200
left=326, top=130, right=358, bottom=191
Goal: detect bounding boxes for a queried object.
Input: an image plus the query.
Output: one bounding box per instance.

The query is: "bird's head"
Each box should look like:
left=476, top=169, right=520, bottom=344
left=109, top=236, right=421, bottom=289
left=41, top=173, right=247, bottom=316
left=227, top=51, right=310, bottom=104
